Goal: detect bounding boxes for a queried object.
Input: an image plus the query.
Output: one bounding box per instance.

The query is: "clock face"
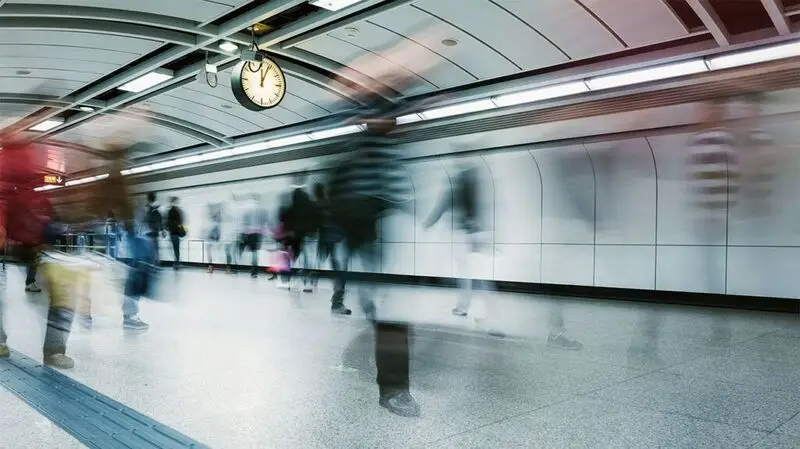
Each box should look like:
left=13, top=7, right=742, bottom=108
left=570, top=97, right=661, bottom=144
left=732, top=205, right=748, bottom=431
left=231, top=58, right=286, bottom=111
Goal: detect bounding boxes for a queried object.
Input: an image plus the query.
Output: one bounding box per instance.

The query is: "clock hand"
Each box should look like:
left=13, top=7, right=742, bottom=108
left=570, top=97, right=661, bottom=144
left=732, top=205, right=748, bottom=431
left=260, top=65, right=270, bottom=87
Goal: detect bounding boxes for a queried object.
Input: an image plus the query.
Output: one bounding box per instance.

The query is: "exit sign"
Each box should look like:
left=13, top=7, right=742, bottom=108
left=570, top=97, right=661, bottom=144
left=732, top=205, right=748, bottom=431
left=43, top=175, right=64, bottom=185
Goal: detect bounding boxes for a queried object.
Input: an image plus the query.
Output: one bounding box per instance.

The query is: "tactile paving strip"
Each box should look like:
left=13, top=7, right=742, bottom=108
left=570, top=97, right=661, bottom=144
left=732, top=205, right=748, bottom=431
left=0, top=352, right=211, bottom=449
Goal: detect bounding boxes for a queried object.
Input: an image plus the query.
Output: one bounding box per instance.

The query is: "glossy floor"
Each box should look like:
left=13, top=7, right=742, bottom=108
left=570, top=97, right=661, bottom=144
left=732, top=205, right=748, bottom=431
left=0, top=266, right=798, bottom=448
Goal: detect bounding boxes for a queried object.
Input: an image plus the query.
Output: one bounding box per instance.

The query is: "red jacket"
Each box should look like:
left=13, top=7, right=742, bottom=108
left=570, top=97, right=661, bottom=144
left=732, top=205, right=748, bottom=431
left=0, top=140, right=54, bottom=246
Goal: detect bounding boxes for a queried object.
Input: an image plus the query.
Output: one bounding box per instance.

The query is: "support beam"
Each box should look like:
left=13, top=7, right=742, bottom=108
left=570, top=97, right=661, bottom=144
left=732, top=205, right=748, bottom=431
left=761, top=0, right=791, bottom=35
left=686, top=0, right=730, bottom=46
left=0, top=17, right=198, bottom=46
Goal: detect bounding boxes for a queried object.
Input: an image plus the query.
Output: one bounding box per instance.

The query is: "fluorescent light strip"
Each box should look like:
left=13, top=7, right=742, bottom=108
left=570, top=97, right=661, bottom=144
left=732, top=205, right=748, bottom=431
left=707, top=40, right=800, bottom=69
left=309, top=125, right=365, bottom=140
left=119, top=70, right=174, bottom=93
left=230, top=142, right=270, bottom=156
left=268, top=134, right=312, bottom=148
left=396, top=113, right=423, bottom=125
left=33, top=184, right=63, bottom=192
left=587, top=59, right=708, bottom=90
left=309, top=0, right=364, bottom=12
left=419, top=99, right=496, bottom=120
left=492, top=81, right=590, bottom=108
left=29, top=118, right=65, bottom=132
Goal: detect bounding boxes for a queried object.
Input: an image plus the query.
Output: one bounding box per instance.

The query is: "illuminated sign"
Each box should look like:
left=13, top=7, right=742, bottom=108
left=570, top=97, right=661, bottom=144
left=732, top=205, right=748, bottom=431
left=43, top=175, right=64, bottom=185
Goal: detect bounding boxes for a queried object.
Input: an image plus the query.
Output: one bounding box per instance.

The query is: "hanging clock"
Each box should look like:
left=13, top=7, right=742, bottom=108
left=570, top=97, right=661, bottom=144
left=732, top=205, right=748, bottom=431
left=231, top=57, right=286, bottom=111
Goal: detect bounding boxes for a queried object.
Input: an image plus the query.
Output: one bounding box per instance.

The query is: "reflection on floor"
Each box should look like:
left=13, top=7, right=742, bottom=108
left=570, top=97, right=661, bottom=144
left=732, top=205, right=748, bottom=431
left=1, top=266, right=799, bottom=449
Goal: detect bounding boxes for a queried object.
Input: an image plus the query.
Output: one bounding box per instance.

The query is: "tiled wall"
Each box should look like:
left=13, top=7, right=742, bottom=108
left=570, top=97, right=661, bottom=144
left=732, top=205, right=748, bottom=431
left=149, top=122, right=800, bottom=299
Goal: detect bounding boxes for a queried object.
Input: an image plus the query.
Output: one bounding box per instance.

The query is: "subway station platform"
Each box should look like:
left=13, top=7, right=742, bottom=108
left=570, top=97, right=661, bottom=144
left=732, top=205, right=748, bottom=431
left=1, top=265, right=799, bottom=449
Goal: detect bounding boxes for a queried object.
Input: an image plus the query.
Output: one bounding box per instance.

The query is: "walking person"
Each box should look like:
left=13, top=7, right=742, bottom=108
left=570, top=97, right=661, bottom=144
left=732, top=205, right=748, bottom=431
left=143, top=192, right=164, bottom=265
left=283, top=175, right=318, bottom=291
left=205, top=202, right=224, bottom=273
left=166, top=196, right=185, bottom=269
left=328, top=111, right=419, bottom=417
left=313, top=182, right=349, bottom=314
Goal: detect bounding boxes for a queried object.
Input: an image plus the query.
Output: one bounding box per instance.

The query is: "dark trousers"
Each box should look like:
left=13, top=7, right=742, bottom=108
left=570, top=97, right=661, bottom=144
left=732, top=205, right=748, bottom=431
left=316, top=239, right=343, bottom=306
left=21, top=245, right=38, bottom=285
left=238, top=234, right=261, bottom=275
left=171, top=235, right=181, bottom=266
left=339, top=237, right=410, bottom=394
left=281, top=235, right=307, bottom=283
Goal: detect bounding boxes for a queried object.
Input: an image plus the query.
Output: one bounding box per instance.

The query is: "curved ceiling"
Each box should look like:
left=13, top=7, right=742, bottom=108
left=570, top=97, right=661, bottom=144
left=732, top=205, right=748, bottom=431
left=0, top=0, right=795, bottom=177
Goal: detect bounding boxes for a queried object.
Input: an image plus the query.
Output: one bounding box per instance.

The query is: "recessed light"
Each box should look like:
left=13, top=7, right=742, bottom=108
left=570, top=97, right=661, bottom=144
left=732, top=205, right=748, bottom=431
left=118, top=69, right=174, bottom=93
left=441, top=38, right=458, bottom=47
left=28, top=118, right=65, bottom=132
left=344, top=27, right=359, bottom=39
left=79, top=106, right=95, bottom=112
left=221, top=104, right=233, bottom=109
left=219, top=41, right=238, bottom=53
left=16, top=70, right=31, bottom=75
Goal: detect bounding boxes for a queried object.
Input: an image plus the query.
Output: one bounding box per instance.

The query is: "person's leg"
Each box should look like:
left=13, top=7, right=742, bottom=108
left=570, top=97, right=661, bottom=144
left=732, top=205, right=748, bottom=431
left=75, top=269, right=93, bottom=329
left=23, top=245, right=41, bottom=291
left=171, top=235, right=180, bottom=268
left=360, top=240, right=417, bottom=417
left=249, top=234, right=260, bottom=276
left=122, top=236, right=149, bottom=330
left=41, top=263, right=77, bottom=368
left=330, top=242, right=351, bottom=314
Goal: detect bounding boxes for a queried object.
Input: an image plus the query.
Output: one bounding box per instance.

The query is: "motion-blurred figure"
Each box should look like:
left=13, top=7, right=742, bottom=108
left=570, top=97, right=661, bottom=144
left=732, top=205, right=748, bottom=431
left=328, top=110, right=418, bottom=417
left=205, top=202, right=224, bottom=272
left=0, top=139, right=76, bottom=368
left=283, top=173, right=318, bottom=292
left=313, top=182, right=349, bottom=314
left=238, top=193, right=267, bottom=277
left=142, top=192, right=164, bottom=265
left=166, top=196, right=185, bottom=269
left=424, top=161, right=504, bottom=337
left=105, top=210, right=121, bottom=259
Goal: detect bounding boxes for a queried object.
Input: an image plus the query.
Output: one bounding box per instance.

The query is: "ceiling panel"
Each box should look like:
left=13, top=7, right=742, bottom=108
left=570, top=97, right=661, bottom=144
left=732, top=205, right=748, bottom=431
left=0, top=44, right=160, bottom=66
left=327, top=21, right=475, bottom=89
left=489, top=0, right=624, bottom=60
left=0, top=77, right=82, bottom=96
left=0, top=57, right=120, bottom=76
left=143, top=95, right=261, bottom=136
left=57, top=113, right=203, bottom=157
left=0, top=30, right=162, bottom=54
left=412, top=0, right=567, bottom=71
left=297, top=33, right=439, bottom=96
left=8, top=0, right=251, bottom=24
left=583, top=0, right=687, bottom=47
left=0, top=103, right=37, bottom=128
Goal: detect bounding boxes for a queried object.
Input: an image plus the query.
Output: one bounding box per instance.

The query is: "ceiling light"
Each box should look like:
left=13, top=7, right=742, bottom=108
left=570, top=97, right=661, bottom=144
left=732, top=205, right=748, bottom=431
left=118, top=69, right=174, bottom=93
left=707, top=40, right=800, bottom=70
left=586, top=59, right=708, bottom=90
left=171, top=155, right=205, bottom=166
left=120, top=169, right=133, bottom=176
left=419, top=99, right=496, bottom=121
left=33, top=184, right=63, bottom=192
left=344, top=27, right=359, bottom=39
left=268, top=134, right=312, bottom=148
left=79, top=106, right=95, bottom=112
left=309, top=0, right=364, bottom=12
left=309, top=125, right=364, bottom=140
left=441, top=39, right=458, bottom=47
left=219, top=41, right=238, bottom=53
left=129, top=165, right=154, bottom=174
left=396, top=114, right=423, bottom=125
left=230, top=142, right=270, bottom=155
left=16, top=70, right=31, bottom=75
left=198, top=150, right=233, bottom=161
left=28, top=118, right=65, bottom=132
left=492, top=81, right=589, bottom=108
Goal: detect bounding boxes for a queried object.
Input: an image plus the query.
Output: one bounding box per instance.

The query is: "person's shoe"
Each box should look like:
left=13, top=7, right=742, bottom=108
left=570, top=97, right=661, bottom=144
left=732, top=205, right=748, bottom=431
left=379, top=391, right=420, bottom=418
left=123, top=316, right=149, bottom=331
left=207, top=265, right=214, bottom=273
left=250, top=272, right=258, bottom=278
left=302, top=286, right=314, bottom=293
left=452, top=308, right=468, bottom=317
left=43, top=353, right=74, bottom=369
left=547, top=331, right=583, bottom=350
left=0, top=343, right=9, bottom=358
left=25, top=282, right=42, bottom=293
left=267, top=273, right=277, bottom=281
left=78, top=315, right=93, bottom=330
left=331, top=305, right=352, bottom=315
